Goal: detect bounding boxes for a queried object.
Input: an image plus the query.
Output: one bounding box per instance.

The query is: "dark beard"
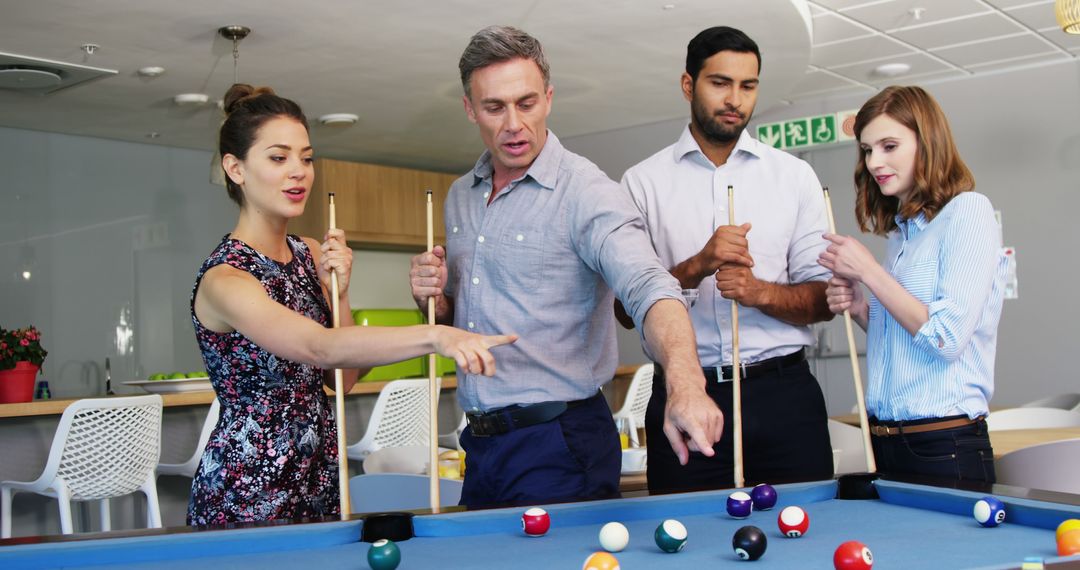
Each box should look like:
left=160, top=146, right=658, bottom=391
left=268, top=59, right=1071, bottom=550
left=691, top=96, right=750, bottom=145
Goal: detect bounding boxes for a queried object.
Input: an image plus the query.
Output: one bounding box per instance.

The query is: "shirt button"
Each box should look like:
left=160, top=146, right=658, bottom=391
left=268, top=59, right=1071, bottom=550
left=516, top=234, right=524, bottom=241
left=483, top=192, right=490, bottom=199
left=472, top=277, right=480, bottom=285
left=468, top=322, right=475, bottom=329
left=452, top=226, right=459, bottom=233
left=477, top=235, right=485, bottom=243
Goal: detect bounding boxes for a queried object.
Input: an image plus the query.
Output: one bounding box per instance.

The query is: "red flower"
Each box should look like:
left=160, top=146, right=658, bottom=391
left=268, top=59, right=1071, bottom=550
left=19, top=339, right=29, bottom=347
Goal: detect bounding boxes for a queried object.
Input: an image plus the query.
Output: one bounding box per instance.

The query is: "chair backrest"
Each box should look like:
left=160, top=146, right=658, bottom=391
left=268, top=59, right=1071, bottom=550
left=348, top=473, right=462, bottom=513
left=349, top=378, right=439, bottom=459
left=612, top=364, right=653, bottom=427
left=986, top=407, right=1080, bottom=431
left=995, top=438, right=1080, bottom=494
left=43, top=395, right=163, bottom=500
left=1020, top=393, right=1080, bottom=411
left=157, top=398, right=220, bottom=478
left=827, top=419, right=869, bottom=475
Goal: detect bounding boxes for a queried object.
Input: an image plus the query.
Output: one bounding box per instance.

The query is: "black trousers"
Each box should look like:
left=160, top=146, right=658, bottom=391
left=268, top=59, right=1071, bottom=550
left=870, top=416, right=996, bottom=483
left=645, top=360, right=833, bottom=492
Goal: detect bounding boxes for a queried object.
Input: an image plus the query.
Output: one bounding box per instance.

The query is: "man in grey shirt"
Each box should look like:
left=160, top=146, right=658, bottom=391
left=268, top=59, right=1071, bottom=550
left=410, top=25, right=723, bottom=507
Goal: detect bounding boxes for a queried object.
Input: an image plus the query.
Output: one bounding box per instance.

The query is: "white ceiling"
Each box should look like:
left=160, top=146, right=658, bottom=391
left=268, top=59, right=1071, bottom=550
left=0, top=0, right=1075, bottom=173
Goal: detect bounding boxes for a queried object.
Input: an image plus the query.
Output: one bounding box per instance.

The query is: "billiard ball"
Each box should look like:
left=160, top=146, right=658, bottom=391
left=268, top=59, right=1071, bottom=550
left=1059, top=528, right=1080, bottom=557
left=582, top=551, right=620, bottom=570
left=598, top=521, right=629, bottom=553
left=727, top=491, right=753, bottom=519
left=367, top=539, right=401, bottom=570
left=973, top=496, right=1006, bottom=527
left=732, top=525, right=767, bottom=561
left=1057, top=519, right=1080, bottom=542
left=777, top=505, right=810, bottom=538
left=833, top=540, right=873, bottom=570
left=522, top=507, right=551, bottom=537
left=750, top=484, right=778, bottom=510
left=654, top=519, right=688, bottom=553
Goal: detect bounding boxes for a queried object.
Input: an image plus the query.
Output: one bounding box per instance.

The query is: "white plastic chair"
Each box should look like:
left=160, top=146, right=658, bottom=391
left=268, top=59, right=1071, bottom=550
left=157, top=398, right=220, bottom=478
left=349, top=473, right=463, bottom=513
left=437, top=413, right=467, bottom=450
left=828, top=419, right=870, bottom=475
left=986, top=407, right=1080, bottom=431
left=995, top=438, right=1080, bottom=494
left=346, top=378, right=440, bottom=462
left=1020, top=393, right=1080, bottom=411
left=611, top=364, right=653, bottom=447
left=1, top=395, right=164, bottom=537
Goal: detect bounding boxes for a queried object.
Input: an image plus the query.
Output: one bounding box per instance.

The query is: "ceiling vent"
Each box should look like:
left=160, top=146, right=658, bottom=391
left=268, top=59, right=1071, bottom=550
left=0, top=51, right=117, bottom=94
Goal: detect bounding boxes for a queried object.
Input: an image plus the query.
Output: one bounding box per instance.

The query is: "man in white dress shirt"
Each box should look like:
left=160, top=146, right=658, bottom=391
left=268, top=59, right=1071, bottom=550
left=619, top=26, right=836, bottom=492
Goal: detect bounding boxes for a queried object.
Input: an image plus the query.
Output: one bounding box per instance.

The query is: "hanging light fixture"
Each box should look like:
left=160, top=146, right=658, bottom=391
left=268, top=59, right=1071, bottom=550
left=210, top=25, right=252, bottom=186
left=1057, top=0, right=1080, bottom=34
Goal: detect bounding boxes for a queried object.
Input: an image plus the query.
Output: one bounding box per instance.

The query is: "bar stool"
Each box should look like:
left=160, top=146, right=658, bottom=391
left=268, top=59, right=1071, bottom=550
left=1, top=395, right=163, bottom=537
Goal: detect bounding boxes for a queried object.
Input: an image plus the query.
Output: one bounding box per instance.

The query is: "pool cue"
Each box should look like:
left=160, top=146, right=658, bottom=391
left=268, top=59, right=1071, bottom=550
left=327, top=192, right=352, bottom=518
left=728, top=185, right=744, bottom=489
left=822, top=187, right=877, bottom=473
left=425, top=189, right=442, bottom=513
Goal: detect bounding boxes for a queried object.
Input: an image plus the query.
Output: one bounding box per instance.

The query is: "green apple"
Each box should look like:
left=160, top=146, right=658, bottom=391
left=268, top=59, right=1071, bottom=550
left=167, top=372, right=187, bottom=380
left=148, top=373, right=167, bottom=381
left=187, top=371, right=207, bottom=378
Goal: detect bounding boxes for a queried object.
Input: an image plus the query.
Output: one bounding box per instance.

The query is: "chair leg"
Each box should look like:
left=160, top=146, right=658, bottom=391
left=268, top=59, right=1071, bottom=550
left=627, top=418, right=639, bottom=448
left=99, top=498, right=111, bottom=532
left=141, top=474, right=162, bottom=529
left=1, top=485, right=12, bottom=538
left=55, top=487, right=74, bottom=535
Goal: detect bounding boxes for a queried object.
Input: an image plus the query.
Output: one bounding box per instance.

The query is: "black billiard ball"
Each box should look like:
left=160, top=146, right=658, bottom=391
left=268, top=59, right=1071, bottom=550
left=733, top=525, right=767, bottom=561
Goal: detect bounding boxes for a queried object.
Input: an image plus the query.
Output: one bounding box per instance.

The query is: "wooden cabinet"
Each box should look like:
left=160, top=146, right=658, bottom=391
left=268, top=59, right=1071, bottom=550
left=290, top=158, right=460, bottom=251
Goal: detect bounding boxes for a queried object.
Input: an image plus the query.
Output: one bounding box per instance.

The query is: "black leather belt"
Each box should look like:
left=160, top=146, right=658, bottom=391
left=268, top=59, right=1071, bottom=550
left=465, top=393, right=597, bottom=437
left=704, top=348, right=806, bottom=381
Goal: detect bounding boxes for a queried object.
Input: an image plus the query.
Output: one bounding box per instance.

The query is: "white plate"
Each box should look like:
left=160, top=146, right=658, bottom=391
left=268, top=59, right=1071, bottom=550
left=123, top=377, right=212, bottom=394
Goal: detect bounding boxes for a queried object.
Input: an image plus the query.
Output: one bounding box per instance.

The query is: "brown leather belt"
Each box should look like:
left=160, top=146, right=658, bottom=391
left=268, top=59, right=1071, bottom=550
left=869, top=415, right=985, bottom=437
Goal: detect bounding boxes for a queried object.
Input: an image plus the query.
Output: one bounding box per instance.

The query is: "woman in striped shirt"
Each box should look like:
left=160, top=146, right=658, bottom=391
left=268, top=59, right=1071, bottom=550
left=818, top=86, right=1008, bottom=483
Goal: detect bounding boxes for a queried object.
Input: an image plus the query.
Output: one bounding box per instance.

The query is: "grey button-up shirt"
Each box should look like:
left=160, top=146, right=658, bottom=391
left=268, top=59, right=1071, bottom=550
left=444, top=132, right=683, bottom=412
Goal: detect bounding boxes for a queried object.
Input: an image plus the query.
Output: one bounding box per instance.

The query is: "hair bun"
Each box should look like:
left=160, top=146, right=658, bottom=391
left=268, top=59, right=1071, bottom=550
left=222, top=84, right=277, bottom=115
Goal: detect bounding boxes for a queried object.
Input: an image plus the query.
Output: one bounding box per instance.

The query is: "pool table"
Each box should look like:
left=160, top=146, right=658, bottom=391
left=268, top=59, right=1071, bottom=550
left=2, top=476, right=1079, bottom=569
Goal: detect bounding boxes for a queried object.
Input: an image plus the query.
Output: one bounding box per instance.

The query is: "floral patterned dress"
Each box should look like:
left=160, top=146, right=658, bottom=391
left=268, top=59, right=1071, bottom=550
left=187, top=235, right=339, bottom=525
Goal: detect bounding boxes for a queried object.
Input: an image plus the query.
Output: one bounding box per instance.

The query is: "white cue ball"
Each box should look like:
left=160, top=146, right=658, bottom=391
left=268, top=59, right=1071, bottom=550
left=599, top=521, right=630, bottom=552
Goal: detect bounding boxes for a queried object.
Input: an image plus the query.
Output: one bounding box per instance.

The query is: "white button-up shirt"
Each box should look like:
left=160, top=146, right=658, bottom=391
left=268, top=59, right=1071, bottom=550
left=622, top=126, right=830, bottom=367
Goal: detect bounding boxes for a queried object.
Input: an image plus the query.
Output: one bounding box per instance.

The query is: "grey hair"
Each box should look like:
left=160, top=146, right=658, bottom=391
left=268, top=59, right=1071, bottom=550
left=459, top=25, right=550, bottom=99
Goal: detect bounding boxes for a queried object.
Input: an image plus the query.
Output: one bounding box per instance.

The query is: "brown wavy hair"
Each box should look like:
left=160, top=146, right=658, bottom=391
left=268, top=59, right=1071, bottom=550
left=853, top=86, right=974, bottom=236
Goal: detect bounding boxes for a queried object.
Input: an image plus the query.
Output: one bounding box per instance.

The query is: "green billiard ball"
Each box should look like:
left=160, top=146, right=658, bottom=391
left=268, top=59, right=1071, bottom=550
left=367, top=538, right=401, bottom=570
left=654, top=519, right=688, bottom=553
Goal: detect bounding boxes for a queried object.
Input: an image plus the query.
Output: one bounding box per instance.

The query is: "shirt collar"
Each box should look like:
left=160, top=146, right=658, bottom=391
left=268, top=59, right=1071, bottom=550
left=470, top=129, right=561, bottom=191
left=895, top=210, right=929, bottom=237
left=672, top=124, right=763, bottom=167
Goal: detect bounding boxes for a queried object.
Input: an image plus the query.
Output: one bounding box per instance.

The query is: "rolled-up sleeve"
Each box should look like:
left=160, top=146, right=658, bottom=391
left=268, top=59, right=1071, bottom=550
left=911, top=194, right=1001, bottom=362
left=788, top=163, right=832, bottom=284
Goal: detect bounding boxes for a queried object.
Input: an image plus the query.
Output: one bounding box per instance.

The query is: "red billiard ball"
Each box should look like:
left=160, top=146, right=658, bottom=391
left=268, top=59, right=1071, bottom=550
left=833, top=540, right=873, bottom=570
left=522, top=507, right=550, bottom=537
left=777, top=506, right=810, bottom=538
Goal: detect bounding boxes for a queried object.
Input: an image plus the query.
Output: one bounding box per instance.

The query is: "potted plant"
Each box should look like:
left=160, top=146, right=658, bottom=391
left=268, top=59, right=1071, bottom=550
left=0, top=326, right=48, bottom=403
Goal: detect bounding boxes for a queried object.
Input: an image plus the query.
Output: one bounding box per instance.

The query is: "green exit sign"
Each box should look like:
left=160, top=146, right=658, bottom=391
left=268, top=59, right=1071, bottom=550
left=756, top=109, right=858, bottom=151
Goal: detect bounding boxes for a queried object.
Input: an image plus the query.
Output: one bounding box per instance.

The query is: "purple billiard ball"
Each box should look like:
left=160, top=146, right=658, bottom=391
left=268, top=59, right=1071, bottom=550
left=727, top=491, right=753, bottom=519
left=751, top=484, right=778, bottom=511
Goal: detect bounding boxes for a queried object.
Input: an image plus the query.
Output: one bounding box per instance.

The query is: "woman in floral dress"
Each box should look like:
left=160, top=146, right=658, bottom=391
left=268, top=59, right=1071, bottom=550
left=188, top=84, right=515, bottom=525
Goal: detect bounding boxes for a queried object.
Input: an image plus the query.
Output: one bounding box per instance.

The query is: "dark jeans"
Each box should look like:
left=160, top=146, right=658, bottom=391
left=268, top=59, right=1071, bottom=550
left=870, top=416, right=996, bottom=483
left=646, top=360, right=834, bottom=492
left=458, top=392, right=621, bottom=508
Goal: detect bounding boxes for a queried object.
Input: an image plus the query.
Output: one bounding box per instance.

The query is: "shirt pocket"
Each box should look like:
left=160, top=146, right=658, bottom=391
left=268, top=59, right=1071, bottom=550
left=493, top=227, right=546, bottom=291
left=894, top=257, right=939, bottom=303
left=444, top=224, right=472, bottom=297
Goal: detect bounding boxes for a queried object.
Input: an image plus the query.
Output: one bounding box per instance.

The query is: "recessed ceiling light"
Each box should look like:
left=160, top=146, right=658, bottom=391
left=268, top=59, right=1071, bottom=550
left=174, top=93, right=210, bottom=106
left=662, top=4, right=676, bottom=10
left=318, top=113, right=359, bottom=126
left=137, top=66, right=165, bottom=78
left=873, top=63, right=911, bottom=77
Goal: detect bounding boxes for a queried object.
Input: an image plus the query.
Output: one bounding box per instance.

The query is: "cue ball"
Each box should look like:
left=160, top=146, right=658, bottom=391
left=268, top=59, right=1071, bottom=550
left=833, top=540, right=873, bottom=570
left=599, top=522, right=629, bottom=552
left=778, top=505, right=810, bottom=538
left=973, top=496, right=1006, bottom=527
left=367, top=538, right=401, bottom=570
left=522, top=507, right=551, bottom=536
left=727, top=491, right=753, bottom=519
left=732, top=525, right=767, bottom=561
left=582, top=551, right=621, bottom=570
left=654, top=519, right=688, bottom=553
left=751, top=484, right=778, bottom=510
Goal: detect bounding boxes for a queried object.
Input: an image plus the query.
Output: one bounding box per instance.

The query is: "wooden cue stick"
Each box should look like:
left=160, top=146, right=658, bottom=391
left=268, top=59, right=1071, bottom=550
left=328, top=192, right=351, bottom=518
left=425, top=189, right=441, bottom=513
left=728, top=185, right=744, bottom=489
left=822, top=187, right=877, bottom=473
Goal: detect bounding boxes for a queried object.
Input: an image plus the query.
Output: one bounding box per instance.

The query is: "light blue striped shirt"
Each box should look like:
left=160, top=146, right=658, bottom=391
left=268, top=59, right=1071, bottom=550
left=866, top=192, right=1008, bottom=421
